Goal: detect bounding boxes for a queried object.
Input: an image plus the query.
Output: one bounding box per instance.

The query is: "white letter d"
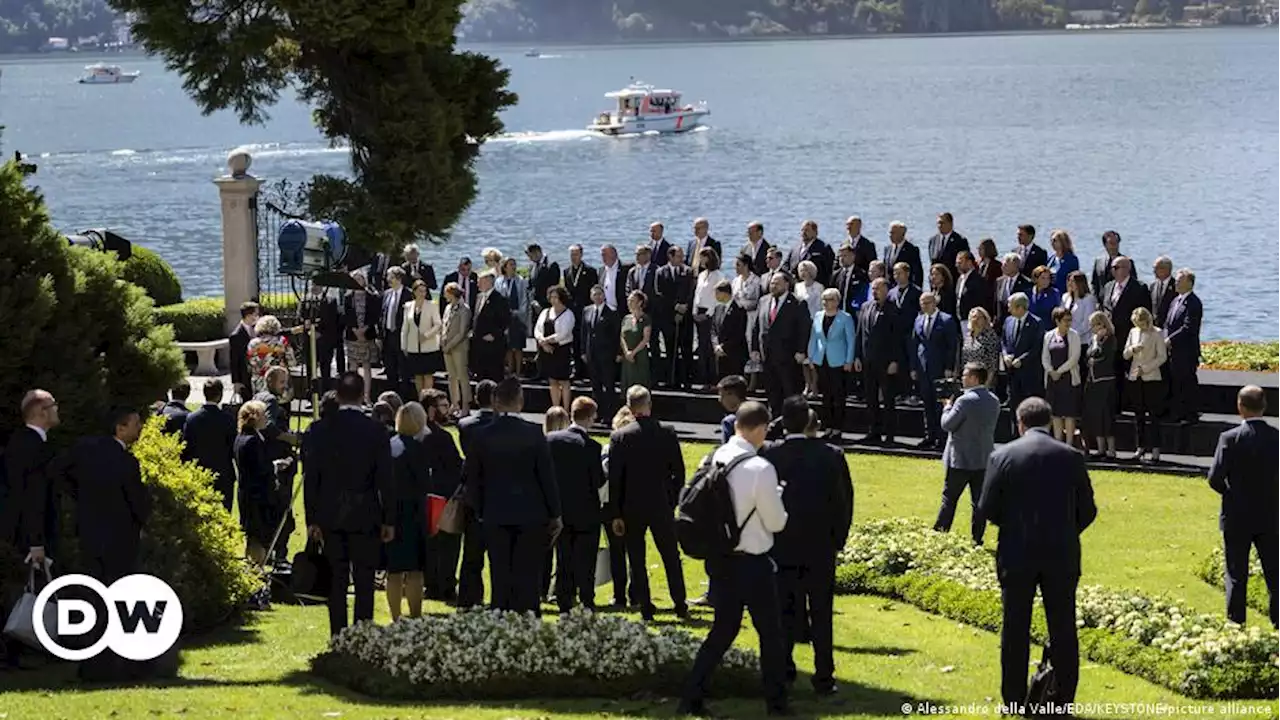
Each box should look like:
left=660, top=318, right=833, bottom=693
left=57, top=599, right=97, bottom=637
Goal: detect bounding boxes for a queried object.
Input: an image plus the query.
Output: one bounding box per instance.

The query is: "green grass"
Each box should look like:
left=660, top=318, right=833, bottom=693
left=3, top=440, right=1275, bottom=719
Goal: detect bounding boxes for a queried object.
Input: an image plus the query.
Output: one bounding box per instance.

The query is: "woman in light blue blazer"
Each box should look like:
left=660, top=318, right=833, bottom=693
left=807, top=288, right=857, bottom=438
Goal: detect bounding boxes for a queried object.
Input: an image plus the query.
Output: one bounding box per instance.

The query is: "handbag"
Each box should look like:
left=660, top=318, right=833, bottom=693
left=1024, top=643, right=1057, bottom=714
left=426, top=493, right=447, bottom=536
left=437, top=485, right=467, bottom=535
left=3, top=561, right=56, bottom=651
left=289, top=539, right=332, bottom=602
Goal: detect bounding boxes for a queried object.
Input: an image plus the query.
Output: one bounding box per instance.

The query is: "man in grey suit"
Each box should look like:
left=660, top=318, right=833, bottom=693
left=933, top=363, right=1001, bottom=546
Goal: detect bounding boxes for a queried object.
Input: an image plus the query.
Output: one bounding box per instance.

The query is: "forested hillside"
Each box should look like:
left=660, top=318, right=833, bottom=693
left=0, top=0, right=116, bottom=53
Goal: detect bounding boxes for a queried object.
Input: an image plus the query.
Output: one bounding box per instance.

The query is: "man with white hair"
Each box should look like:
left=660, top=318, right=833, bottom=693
left=1000, top=292, right=1044, bottom=421
left=1149, top=255, right=1176, bottom=328
left=400, top=243, right=437, bottom=300
left=994, top=253, right=1031, bottom=325
left=686, top=217, right=721, bottom=274
left=883, top=221, right=923, bottom=288
left=843, top=215, right=877, bottom=274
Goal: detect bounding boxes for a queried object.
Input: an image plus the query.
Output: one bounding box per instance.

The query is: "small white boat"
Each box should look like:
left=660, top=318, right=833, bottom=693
left=587, top=80, right=709, bottom=136
left=524, top=49, right=541, bottom=57
left=78, top=64, right=140, bottom=84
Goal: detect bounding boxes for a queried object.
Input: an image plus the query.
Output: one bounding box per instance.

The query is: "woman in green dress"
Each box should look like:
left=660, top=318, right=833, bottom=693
left=620, top=290, right=652, bottom=390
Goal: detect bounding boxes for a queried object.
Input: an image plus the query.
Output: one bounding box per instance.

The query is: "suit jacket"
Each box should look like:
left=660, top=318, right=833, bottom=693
left=831, top=265, right=869, bottom=316
left=647, top=237, right=672, bottom=268
left=401, top=261, right=438, bottom=299
left=464, top=415, right=560, bottom=526
left=1164, top=292, right=1202, bottom=373
left=927, top=232, right=969, bottom=278
left=654, top=263, right=696, bottom=323
left=547, top=426, right=605, bottom=529
left=978, top=428, right=1097, bottom=579
left=343, top=290, right=383, bottom=343
left=940, top=386, right=1001, bottom=470
left=236, top=430, right=275, bottom=507
left=912, top=311, right=958, bottom=379
left=160, top=400, right=190, bottom=435
left=784, top=238, right=835, bottom=286
left=808, top=310, right=856, bottom=367
left=857, top=300, right=903, bottom=371
left=713, top=301, right=749, bottom=363
left=1016, top=243, right=1050, bottom=274
left=471, top=290, right=511, bottom=351
left=955, top=270, right=992, bottom=323
left=994, top=274, right=1033, bottom=323
left=1101, top=278, right=1150, bottom=345
left=380, top=286, right=413, bottom=341
left=458, top=410, right=496, bottom=464
left=743, top=239, right=772, bottom=277
left=1002, top=313, right=1044, bottom=387
left=308, top=292, right=344, bottom=348
left=303, top=409, right=395, bottom=532
left=1208, top=419, right=1279, bottom=534
left=606, top=417, right=685, bottom=521
left=686, top=236, right=723, bottom=270
left=0, top=427, right=54, bottom=549
left=599, top=263, right=630, bottom=312
left=420, top=421, right=463, bottom=498
left=580, top=303, right=621, bottom=364
left=52, top=436, right=151, bottom=564
left=625, top=263, right=658, bottom=301
left=181, top=403, right=237, bottom=484
left=1149, top=276, right=1177, bottom=329
left=755, top=293, right=811, bottom=365
left=440, top=301, right=472, bottom=355
left=442, top=271, right=479, bottom=310
left=761, top=437, right=853, bottom=566
left=528, top=258, right=562, bottom=311
left=229, top=323, right=253, bottom=388
left=887, top=284, right=922, bottom=341
left=1090, top=254, right=1119, bottom=304
left=562, top=263, right=599, bottom=310
left=845, top=235, right=878, bottom=274
left=883, top=241, right=924, bottom=288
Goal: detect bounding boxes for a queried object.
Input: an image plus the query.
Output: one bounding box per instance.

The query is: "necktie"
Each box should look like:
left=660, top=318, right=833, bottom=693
left=925, top=314, right=933, bottom=338
left=1111, top=282, right=1121, bottom=306
left=842, top=270, right=851, bottom=305
left=385, top=291, right=396, bottom=331
left=477, top=292, right=486, bottom=317
left=692, top=240, right=703, bottom=270
left=770, top=298, right=779, bottom=323
left=1016, top=318, right=1023, bottom=341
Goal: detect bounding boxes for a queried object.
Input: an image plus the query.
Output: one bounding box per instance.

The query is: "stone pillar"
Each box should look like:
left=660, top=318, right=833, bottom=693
left=215, top=147, right=263, bottom=334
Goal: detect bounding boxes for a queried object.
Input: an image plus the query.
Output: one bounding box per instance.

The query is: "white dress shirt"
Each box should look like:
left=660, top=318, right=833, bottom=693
left=694, top=269, right=725, bottom=312
left=534, top=307, right=576, bottom=345
left=600, top=263, right=619, bottom=310
left=710, top=436, right=788, bottom=555
left=475, top=289, right=491, bottom=318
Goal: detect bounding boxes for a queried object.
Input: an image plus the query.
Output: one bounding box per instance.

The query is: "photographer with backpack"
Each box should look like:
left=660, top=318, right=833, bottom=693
left=677, top=401, right=789, bottom=717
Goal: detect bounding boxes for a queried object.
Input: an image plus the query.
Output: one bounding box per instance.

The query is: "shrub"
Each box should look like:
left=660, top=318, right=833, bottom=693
left=131, top=416, right=263, bottom=632
left=312, top=609, right=759, bottom=699
left=1200, top=341, right=1279, bottom=372
left=0, top=157, right=184, bottom=444
left=1195, top=547, right=1269, bottom=614
left=155, top=298, right=226, bottom=342
left=122, top=245, right=184, bottom=306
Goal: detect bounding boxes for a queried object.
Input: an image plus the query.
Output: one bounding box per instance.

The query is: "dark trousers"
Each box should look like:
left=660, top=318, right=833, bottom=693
left=272, top=467, right=296, bottom=561
left=1006, top=370, right=1041, bottom=434
left=214, top=472, right=235, bottom=513
left=933, top=467, right=987, bottom=544
left=684, top=553, right=787, bottom=711
left=917, top=372, right=942, bottom=441
left=317, top=336, right=343, bottom=387
left=605, top=521, right=632, bottom=605
left=777, top=559, right=836, bottom=690
left=763, top=360, right=803, bottom=416
left=624, top=513, right=687, bottom=612
left=818, top=363, right=847, bottom=432
left=717, top=351, right=745, bottom=384
left=426, top=531, right=461, bottom=600
left=588, top=353, right=618, bottom=423
left=863, top=367, right=897, bottom=438
left=1223, top=528, right=1279, bottom=626
left=555, top=525, right=599, bottom=611
left=457, top=518, right=486, bottom=608
left=1168, top=366, right=1199, bottom=421
left=472, top=340, right=506, bottom=382
left=1128, top=379, right=1165, bottom=449
left=484, top=522, right=546, bottom=613
left=659, top=317, right=694, bottom=388
left=324, top=530, right=379, bottom=636
left=1000, top=570, right=1079, bottom=706
left=382, top=331, right=404, bottom=392
left=693, top=313, right=715, bottom=385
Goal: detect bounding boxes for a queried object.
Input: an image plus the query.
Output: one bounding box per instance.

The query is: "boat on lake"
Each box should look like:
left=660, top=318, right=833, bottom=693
left=78, top=64, right=140, bottom=84
left=587, top=80, right=709, bottom=136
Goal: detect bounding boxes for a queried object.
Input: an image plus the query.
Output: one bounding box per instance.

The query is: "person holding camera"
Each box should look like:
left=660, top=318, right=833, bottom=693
left=911, top=292, right=959, bottom=450
left=933, top=363, right=1001, bottom=546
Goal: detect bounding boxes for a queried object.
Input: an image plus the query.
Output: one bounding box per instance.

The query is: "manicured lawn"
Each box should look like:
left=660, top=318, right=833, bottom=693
left=3, top=440, right=1274, bottom=718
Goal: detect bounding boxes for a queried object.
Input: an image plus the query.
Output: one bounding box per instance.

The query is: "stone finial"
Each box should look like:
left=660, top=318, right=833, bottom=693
left=226, top=147, right=253, bottom=177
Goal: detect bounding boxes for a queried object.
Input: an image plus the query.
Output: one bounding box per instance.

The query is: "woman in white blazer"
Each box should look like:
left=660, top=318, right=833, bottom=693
left=1122, top=306, right=1168, bottom=463
left=1042, top=306, right=1082, bottom=444
left=401, top=280, right=443, bottom=398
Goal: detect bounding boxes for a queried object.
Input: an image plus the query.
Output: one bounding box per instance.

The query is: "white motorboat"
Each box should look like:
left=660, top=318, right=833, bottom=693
left=587, top=80, right=709, bottom=136
left=78, top=64, right=140, bottom=84
left=524, top=48, right=542, bottom=57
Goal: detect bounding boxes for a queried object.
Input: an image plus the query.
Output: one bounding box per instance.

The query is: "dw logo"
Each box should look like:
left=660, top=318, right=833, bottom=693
left=33, top=574, right=183, bottom=661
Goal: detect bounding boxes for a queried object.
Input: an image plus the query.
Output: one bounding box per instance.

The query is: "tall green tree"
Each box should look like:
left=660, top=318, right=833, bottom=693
left=108, top=0, right=517, bottom=252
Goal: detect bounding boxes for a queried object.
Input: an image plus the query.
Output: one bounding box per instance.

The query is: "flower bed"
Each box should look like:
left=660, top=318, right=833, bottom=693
left=1195, top=547, right=1269, bottom=614
left=835, top=518, right=1278, bottom=699
left=311, top=608, right=759, bottom=699
left=1200, top=341, right=1278, bottom=372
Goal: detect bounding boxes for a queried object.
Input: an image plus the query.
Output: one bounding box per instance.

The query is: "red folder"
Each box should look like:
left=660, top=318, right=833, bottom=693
left=426, top=494, right=447, bottom=536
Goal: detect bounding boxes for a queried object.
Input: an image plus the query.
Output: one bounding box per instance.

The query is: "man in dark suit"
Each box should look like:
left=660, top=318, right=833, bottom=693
left=418, top=388, right=464, bottom=600
left=1149, top=256, right=1177, bottom=329
left=754, top=272, right=810, bottom=416
left=711, top=280, right=749, bottom=380
left=159, top=380, right=191, bottom=434
left=1101, top=256, right=1150, bottom=382
left=762, top=397, right=853, bottom=695
left=783, top=220, right=834, bottom=286
left=1164, top=269, right=1204, bottom=423
left=304, top=372, right=395, bottom=636
left=366, top=252, right=393, bottom=293
left=927, top=212, right=970, bottom=280
left=546, top=397, right=605, bottom=612
left=655, top=246, right=696, bottom=388
left=843, top=216, right=877, bottom=275
left=911, top=293, right=959, bottom=450
left=979, top=397, right=1097, bottom=710
left=883, top=221, right=924, bottom=288
left=646, top=222, right=672, bottom=269
left=442, top=256, right=478, bottom=312
left=1001, top=293, right=1044, bottom=423
left=229, top=301, right=261, bottom=391
left=306, top=285, right=345, bottom=386
left=1090, top=230, right=1123, bottom=304
left=607, top=386, right=688, bottom=621
left=526, top=242, right=561, bottom=327
left=470, top=271, right=510, bottom=382
left=400, top=243, right=437, bottom=300
left=581, top=285, right=621, bottom=422
left=857, top=279, right=904, bottom=445
left=380, top=266, right=413, bottom=398
left=686, top=217, right=722, bottom=275
left=563, top=244, right=599, bottom=379
left=456, top=380, right=497, bottom=608
left=2, top=390, right=59, bottom=570
left=888, top=263, right=922, bottom=386
left=758, top=247, right=786, bottom=295
left=181, top=378, right=237, bottom=512
left=1013, top=224, right=1048, bottom=275
left=1208, top=385, right=1278, bottom=627
left=954, top=250, right=991, bottom=335
left=597, top=244, right=629, bottom=313
left=465, top=377, right=562, bottom=614
left=625, top=245, right=658, bottom=300
left=831, top=243, right=869, bottom=317
left=744, top=221, right=772, bottom=277
left=994, top=253, right=1033, bottom=326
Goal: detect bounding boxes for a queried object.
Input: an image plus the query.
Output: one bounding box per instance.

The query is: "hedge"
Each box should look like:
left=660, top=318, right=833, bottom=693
left=1200, top=341, right=1279, bottom=372
left=121, top=245, right=183, bottom=306
left=1195, top=547, right=1269, bottom=615
left=154, top=292, right=303, bottom=342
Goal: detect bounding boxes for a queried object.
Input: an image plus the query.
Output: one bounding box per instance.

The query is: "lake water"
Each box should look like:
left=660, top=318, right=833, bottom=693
left=0, top=29, right=1275, bottom=340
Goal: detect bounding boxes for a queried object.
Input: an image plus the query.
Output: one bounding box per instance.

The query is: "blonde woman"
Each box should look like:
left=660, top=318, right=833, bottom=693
left=481, top=247, right=503, bottom=273
left=401, top=279, right=442, bottom=398
left=961, top=307, right=1001, bottom=388
left=234, top=400, right=273, bottom=564
left=794, top=260, right=824, bottom=396
left=246, top=314, right=298, bottom=395
left=386, top=402, right=430, bottom=620
left=496, top=256, right=529, bottom=378
left=543, top=405, right=570, bottom=434
left=440, top=282, right=472, bottom=417
left=1042, top=307, right=1081, bottom=443
left=1082, top=311, right=1118, bottom=459
left=1123, top=306, right=1168, bottom=463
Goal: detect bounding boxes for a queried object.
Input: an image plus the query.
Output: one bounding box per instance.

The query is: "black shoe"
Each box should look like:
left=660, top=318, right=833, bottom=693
left=862, top=434, right=883, bottom=445
left=608, top=601, right=627, bottom=611
left=676, top=699, right=708, bottom=717
left=813, top=682, right=838, bottom=696
left=767, top=703, right=794, bottom=716
left=641, top=606, right=657, bottom=622
left=675, top=604, right=691, bottom=620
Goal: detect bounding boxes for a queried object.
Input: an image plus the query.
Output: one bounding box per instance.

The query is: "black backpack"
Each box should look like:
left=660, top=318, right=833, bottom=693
left=676, top=452, right=756, bottom=560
